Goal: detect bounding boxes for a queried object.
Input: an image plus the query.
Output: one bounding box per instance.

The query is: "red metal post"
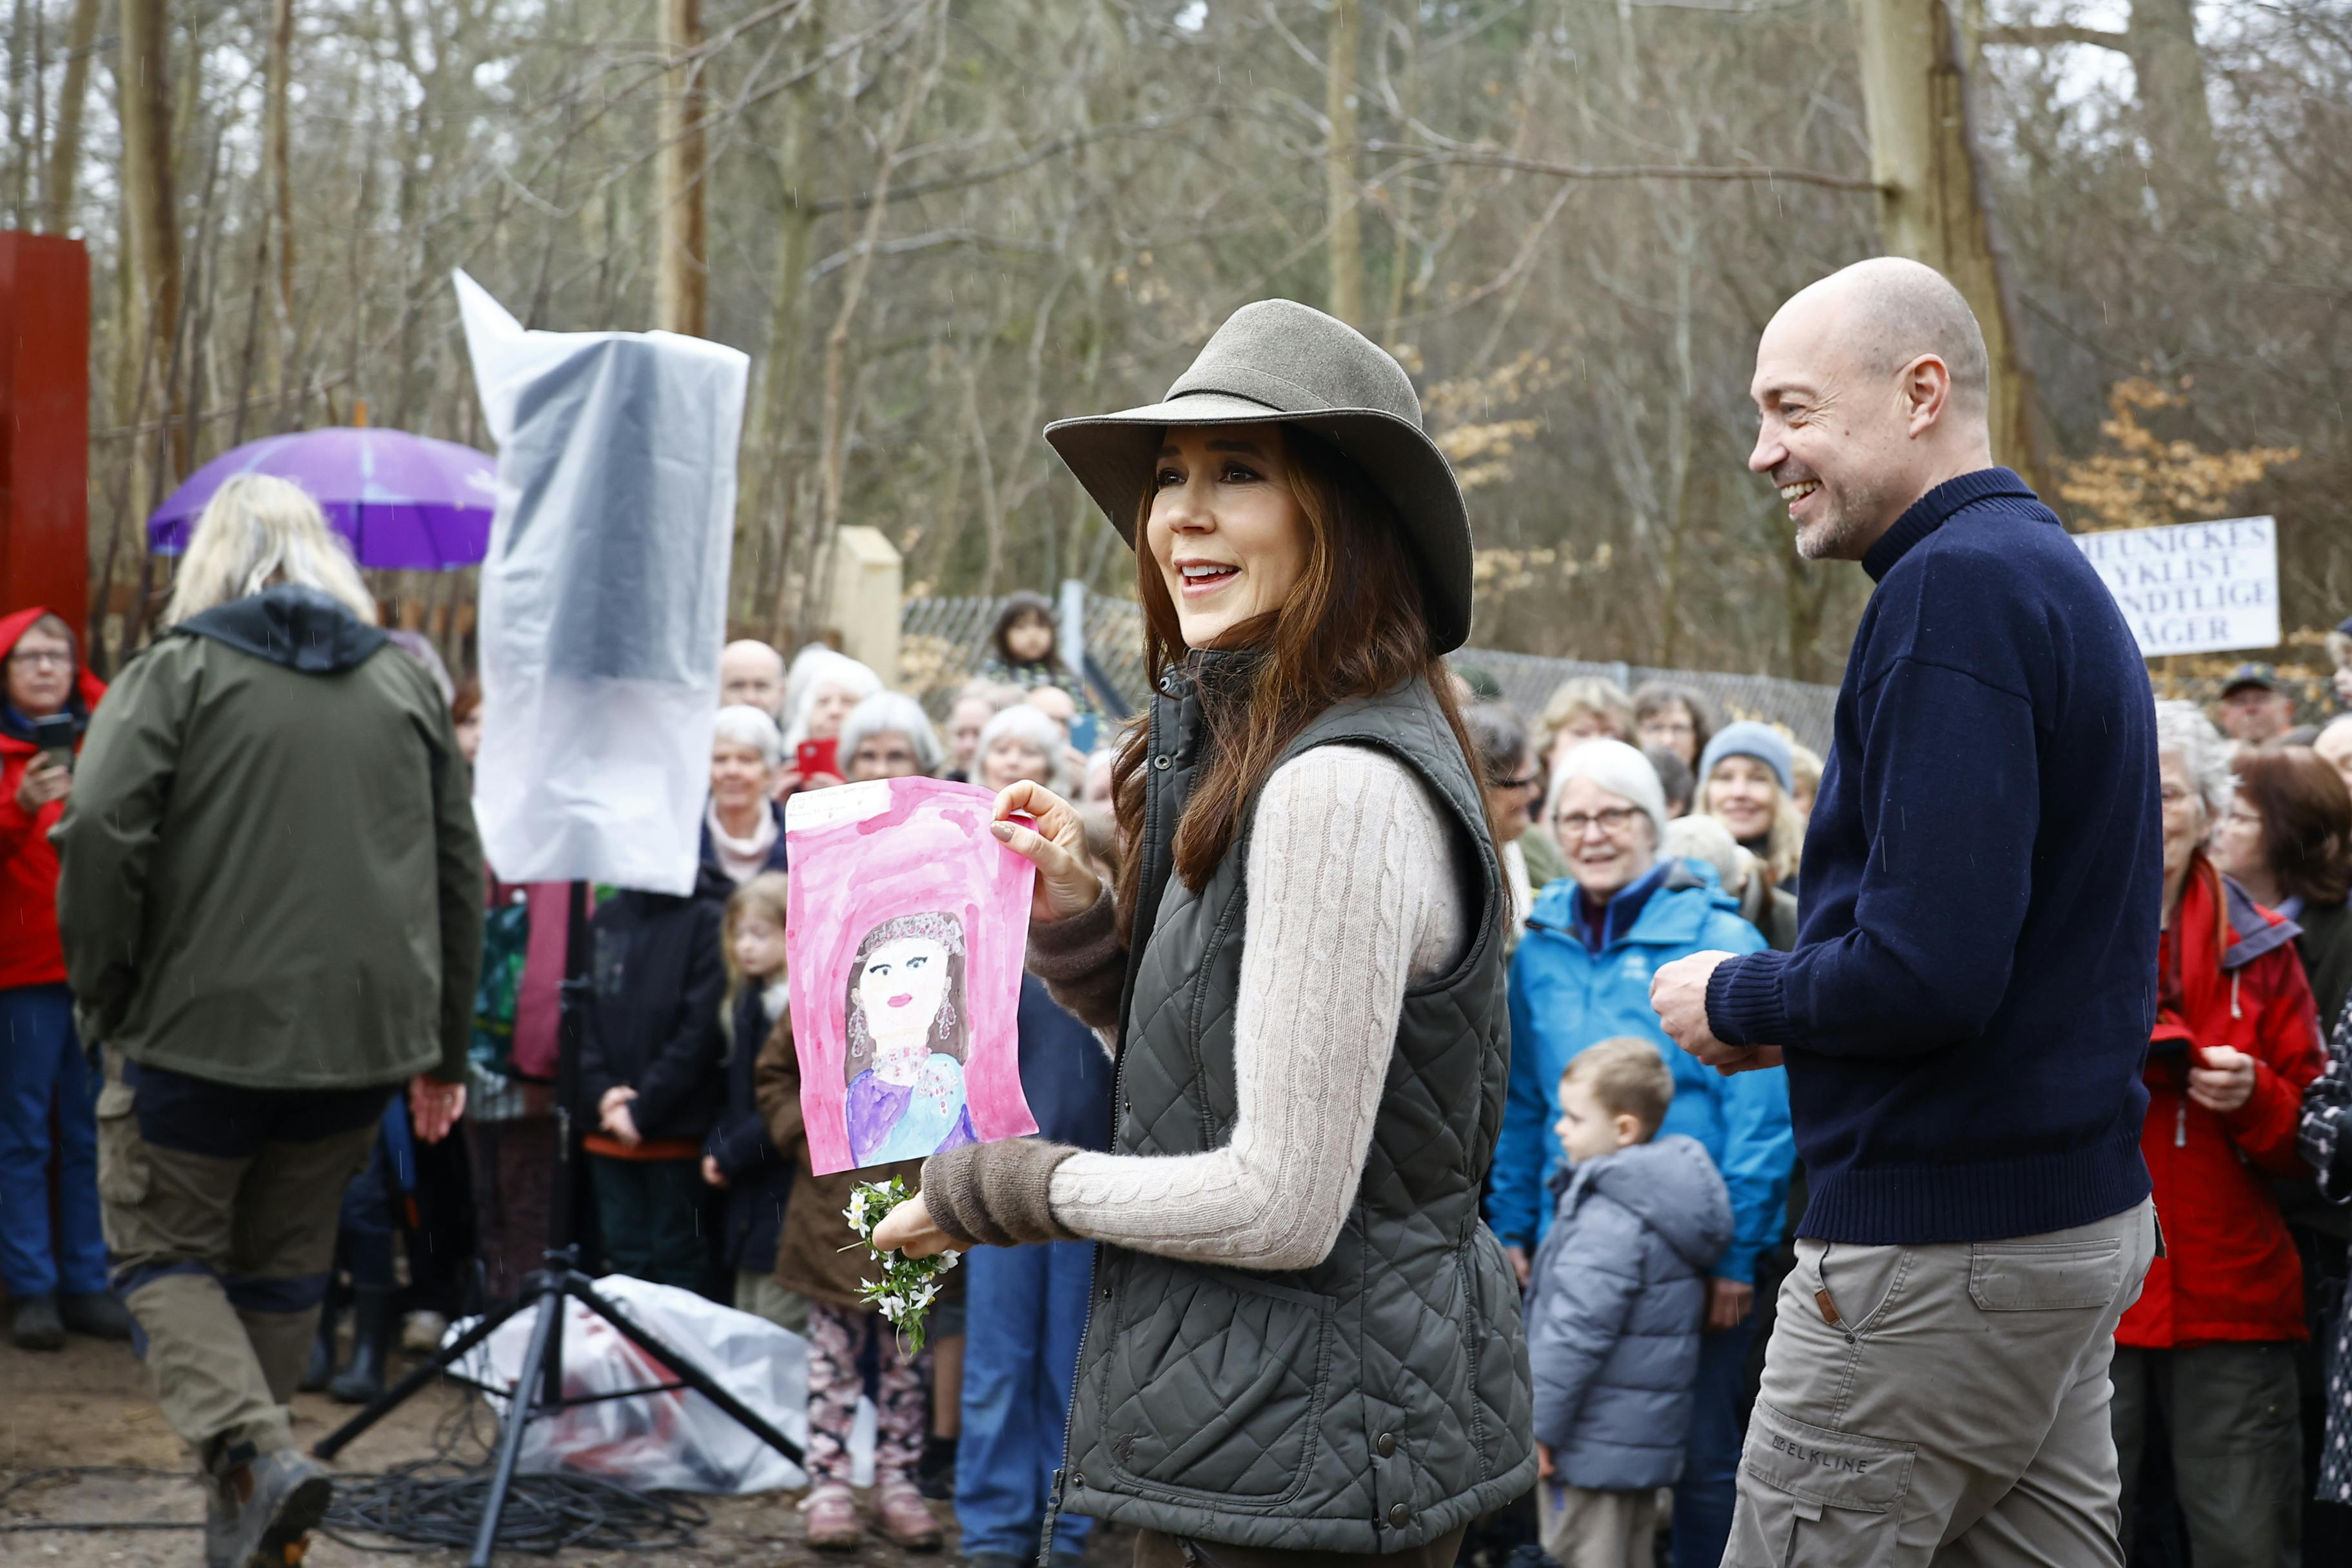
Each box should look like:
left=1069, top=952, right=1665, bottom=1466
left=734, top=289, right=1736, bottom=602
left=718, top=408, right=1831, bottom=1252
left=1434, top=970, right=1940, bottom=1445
left=0, top=233, right=92, bottom=634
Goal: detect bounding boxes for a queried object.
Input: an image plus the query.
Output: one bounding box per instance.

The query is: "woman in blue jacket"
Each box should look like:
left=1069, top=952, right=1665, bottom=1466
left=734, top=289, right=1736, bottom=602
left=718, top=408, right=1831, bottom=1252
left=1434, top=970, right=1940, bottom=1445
left=1487, top=738, right=1791, bottom=1568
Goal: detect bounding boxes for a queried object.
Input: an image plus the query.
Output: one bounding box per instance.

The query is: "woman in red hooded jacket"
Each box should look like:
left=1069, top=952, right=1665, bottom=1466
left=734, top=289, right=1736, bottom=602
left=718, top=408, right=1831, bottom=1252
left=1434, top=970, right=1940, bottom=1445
left=2110, top=701, right=2326, bottom=1565
left=0, top=606, right=130, bottom=1350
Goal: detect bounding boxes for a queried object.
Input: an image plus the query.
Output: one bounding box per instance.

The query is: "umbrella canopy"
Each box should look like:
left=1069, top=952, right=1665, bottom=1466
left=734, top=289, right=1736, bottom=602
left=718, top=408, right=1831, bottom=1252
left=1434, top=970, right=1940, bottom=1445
left=147, top=426, right=498, bottom=571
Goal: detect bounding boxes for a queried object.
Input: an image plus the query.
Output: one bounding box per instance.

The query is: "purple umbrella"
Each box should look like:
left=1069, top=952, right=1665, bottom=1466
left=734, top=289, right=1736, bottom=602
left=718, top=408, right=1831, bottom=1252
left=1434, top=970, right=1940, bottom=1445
left=147, top=426, right=498, bottom=571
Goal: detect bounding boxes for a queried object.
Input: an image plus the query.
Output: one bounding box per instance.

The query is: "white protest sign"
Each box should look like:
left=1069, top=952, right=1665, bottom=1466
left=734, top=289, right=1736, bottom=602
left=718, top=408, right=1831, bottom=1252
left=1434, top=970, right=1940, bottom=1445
left=2072, top=516, right=2278, bottom=658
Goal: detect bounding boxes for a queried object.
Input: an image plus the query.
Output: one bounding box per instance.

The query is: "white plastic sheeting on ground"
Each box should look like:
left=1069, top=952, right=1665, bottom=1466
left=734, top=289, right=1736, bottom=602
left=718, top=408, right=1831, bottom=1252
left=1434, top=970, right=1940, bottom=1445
left=442, top=1275, right=877, bottom=1494
left=455, top=271, right=748, bottom=895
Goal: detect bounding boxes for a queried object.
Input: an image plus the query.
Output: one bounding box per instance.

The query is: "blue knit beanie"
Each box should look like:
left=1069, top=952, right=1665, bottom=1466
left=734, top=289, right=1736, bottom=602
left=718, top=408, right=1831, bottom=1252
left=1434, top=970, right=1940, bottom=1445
left=1698, top=720, right=1794, bottom=796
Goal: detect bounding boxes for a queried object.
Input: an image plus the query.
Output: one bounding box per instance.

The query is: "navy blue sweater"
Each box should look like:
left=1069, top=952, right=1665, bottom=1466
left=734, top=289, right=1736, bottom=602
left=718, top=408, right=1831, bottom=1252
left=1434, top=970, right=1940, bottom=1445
left=1706, top=469, right=2159, bottom=1244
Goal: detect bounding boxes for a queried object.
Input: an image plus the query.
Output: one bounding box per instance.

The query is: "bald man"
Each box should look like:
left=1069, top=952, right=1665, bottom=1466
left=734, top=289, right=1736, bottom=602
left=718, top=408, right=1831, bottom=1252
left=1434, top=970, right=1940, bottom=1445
left=1649, top=259, right=2162, bottom=1568
left=720, top=639, right=787, bottom=720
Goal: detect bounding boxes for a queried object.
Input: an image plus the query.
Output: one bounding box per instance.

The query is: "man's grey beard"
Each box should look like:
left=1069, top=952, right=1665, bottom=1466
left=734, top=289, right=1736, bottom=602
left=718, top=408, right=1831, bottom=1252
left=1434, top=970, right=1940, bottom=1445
left=1792, top=476, right=1890, bottom=561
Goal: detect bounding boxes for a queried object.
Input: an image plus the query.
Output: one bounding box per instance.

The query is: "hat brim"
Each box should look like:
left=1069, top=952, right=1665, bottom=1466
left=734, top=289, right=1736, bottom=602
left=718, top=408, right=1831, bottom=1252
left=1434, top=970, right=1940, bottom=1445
left=1043, top=391, right=1474, bottom=654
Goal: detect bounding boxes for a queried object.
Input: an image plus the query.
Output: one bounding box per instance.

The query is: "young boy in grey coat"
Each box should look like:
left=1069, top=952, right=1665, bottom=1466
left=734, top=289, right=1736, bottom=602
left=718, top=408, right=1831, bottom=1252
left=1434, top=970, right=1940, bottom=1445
left=1526, top=1037, right=1732, bottom=1568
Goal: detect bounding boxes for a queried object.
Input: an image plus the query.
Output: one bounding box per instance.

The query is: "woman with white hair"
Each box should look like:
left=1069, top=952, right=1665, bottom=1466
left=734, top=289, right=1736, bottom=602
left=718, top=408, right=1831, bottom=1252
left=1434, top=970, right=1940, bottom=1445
left=838, top=692, right=944, bottom=782
left=54, top=475, right=482, bottom=1567
left=1487, top=738, right=1791, bottom=1565
left=773, top=648, right=882, bottom=799
left=705, top=705, right=790, bottom=885
left=2110, top=701, right=2324, bottom=1566
left=973, top=703, right=1066, bottom=794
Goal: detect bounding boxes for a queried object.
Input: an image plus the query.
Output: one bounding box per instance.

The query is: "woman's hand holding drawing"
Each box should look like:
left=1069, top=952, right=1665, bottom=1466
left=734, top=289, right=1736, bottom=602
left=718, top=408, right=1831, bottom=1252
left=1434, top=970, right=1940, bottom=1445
left=989, top=779, right=1100, bottom=925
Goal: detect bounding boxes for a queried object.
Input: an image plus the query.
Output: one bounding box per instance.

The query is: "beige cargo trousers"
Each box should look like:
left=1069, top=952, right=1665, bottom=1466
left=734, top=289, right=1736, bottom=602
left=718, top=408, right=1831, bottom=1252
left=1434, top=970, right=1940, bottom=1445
left=94, top=1049, right=386, bottom=1479
left=1723, top=1198, right=2158, bottom=1568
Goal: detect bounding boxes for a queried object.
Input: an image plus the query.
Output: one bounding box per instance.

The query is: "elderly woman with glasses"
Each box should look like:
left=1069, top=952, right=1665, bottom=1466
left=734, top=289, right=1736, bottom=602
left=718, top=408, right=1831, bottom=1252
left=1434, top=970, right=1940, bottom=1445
left=1485, top=738, right=1792, bottom=1568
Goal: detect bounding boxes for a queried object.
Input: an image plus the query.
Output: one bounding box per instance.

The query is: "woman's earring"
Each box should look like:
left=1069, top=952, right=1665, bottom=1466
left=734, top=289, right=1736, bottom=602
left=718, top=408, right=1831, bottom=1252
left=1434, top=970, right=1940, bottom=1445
left=936, top=996, right=956, bottom=1042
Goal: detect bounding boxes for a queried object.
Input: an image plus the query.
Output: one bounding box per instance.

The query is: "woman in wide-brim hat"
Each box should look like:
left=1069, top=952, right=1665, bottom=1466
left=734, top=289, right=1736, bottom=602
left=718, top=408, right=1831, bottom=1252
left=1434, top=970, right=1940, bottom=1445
left=878, top=299, right=1534, bottom=1565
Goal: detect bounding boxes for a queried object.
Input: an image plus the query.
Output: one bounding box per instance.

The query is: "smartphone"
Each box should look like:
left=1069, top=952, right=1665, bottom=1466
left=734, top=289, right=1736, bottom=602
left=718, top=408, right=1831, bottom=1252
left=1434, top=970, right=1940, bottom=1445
left=1068, top=712, right=1099, bottom=754
left=29, top=713, right=76, bottom=774
left=796, top=737, right=839, bottom=781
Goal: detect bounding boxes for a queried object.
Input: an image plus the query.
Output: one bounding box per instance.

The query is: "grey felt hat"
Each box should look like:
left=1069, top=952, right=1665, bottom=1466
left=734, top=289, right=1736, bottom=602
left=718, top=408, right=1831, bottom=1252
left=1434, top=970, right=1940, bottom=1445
left=1043, top=299, right=1475, bottom=653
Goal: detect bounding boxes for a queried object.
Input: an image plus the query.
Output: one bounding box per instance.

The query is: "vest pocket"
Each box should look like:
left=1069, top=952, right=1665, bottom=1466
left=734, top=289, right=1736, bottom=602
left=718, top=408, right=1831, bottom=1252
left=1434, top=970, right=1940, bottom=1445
left=1101, top=1265, right=1333, bottom=1502
left=1730, top=1401, right=1915, bottom=1567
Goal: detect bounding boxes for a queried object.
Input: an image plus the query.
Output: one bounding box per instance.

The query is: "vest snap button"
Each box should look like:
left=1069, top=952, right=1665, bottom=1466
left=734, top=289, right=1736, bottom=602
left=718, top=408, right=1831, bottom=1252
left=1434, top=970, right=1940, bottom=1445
left=1388, top=1503, right=1409, bottom=1528
left=1376, top=1432, right=1396, bottom=1457
left=1154, top=754, right=1171, bottom=770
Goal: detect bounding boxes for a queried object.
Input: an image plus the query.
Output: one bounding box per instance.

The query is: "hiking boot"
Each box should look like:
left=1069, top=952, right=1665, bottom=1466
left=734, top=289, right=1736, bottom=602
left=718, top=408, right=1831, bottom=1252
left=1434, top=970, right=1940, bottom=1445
left=9, top=1293, right=63, bottom=1351
left=802, top=1481, right=862, bottom=1551
left=875, top=1480, right=943, bottom=1550
left=328, top=1288, right=390, bottom=1405
left=59, top=1290, right=134, bottom=1340
left=224, top=1449, right=333, bottom=1568
left=916, top=1431, right=957, bottom=1500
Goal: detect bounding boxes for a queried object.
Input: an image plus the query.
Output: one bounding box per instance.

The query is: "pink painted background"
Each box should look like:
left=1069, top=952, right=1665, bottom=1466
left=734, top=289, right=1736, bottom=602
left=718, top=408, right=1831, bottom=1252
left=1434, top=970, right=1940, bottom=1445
left=785, top=778, right=1038, bottom=1175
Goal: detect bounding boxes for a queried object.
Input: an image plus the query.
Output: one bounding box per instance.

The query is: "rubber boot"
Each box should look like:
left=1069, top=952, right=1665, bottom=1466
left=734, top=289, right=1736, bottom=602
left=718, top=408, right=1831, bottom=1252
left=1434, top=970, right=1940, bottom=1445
left=299, top=1298, right=340, bottom=1393
left=328, top=1288, right=391, bottom=1405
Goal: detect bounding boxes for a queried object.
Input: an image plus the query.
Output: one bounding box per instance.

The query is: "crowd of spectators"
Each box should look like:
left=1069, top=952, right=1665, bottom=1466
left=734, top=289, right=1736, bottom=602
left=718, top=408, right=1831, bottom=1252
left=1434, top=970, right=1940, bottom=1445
left=13, top=547, right=2352, bottom=1564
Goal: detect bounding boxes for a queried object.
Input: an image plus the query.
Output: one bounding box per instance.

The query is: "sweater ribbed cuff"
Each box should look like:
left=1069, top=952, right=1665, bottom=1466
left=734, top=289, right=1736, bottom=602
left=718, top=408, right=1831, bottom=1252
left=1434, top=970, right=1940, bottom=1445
left=1707, top=951, right=1792, bottom=1048
left=921, top=1139, right=1084, bottom=1249
left=1026, top=885, right=1119, bottom=981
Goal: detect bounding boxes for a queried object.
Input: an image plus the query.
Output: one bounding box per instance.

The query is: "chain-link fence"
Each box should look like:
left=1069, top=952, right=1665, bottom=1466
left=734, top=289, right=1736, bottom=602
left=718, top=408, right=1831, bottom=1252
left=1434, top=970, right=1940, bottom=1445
left=900, top=592, right=1840, bottom=752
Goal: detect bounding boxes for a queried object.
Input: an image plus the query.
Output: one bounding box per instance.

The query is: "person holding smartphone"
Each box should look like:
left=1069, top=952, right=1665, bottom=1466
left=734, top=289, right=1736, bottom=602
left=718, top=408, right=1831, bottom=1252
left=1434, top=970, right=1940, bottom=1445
left=0, top=608, right=130, bottom=1351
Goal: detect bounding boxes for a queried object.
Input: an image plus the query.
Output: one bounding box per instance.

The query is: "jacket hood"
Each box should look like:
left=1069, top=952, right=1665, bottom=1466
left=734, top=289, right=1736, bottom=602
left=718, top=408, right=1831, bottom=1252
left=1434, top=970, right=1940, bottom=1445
left=1565, top=1133, right=1732, bottom=1273
left=1526, top=857, right=1735, bottom=950
left=171, top=585, right=389, bottom=674
left=2217, top=867, right=2300, bottom=970
left=0, top=605, right=106, bottom=752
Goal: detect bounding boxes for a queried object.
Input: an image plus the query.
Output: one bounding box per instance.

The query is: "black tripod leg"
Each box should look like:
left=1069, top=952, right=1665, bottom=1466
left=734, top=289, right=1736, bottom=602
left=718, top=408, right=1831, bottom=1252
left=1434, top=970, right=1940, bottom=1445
left=312, top=1289, right=526, bottom=1461
left=469, top=1283, right=565, bottom=1568
left=568, top=1275, right=807, bottom=1465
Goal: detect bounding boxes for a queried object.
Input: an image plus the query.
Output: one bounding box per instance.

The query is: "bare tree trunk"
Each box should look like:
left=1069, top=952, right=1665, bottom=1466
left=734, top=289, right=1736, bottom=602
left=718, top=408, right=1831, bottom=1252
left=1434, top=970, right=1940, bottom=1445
left=266, top=0, right=297, bottom=396
left=42, top=0, right=99, bottom=232
left=656, top=0, right=709, bottom=337
left=1852, top=0, right=2044, bottom=491
left=803, top=5, right=941, bottom=637
left=2125, top=0, right=2219, bottom=202
left=1324, top=0, right=1364, bottom=327
left=738, top=0, right=823, bottom=625
left=120, top=0, right=188, bottom=480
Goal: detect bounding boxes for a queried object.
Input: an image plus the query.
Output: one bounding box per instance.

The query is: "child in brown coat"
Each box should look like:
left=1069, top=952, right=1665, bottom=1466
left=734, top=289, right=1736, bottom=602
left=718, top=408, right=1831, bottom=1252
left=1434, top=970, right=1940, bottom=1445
left=754, top=1009, right=943, bottom=1551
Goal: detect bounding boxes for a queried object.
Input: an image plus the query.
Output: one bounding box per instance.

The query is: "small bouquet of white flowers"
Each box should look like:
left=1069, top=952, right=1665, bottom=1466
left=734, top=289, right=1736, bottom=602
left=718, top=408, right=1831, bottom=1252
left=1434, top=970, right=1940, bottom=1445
left=844, top=1175, right=959, bottom=1354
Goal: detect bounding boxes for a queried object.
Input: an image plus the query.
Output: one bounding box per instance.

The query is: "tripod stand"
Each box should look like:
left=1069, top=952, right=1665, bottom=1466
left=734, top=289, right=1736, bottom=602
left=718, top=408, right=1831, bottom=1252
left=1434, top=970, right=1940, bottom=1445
left=314, top=886, right=805, bottom=1567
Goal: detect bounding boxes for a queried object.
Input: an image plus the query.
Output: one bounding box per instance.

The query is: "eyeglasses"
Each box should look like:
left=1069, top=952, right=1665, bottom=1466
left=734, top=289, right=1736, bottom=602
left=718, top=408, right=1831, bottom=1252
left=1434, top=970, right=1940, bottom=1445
left=7, top=649, right=71, bottom=669
left=1556, top=807, right=1642, bottom=836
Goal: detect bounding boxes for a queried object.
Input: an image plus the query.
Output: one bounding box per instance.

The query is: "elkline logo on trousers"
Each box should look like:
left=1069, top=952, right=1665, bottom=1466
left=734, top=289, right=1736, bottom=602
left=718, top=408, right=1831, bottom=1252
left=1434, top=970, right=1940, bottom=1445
left=1766, top=1429, right=1871, bottom=1475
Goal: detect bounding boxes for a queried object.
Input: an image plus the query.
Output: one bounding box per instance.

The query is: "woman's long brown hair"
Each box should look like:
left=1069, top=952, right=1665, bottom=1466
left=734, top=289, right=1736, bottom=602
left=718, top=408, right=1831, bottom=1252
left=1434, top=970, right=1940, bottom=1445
left=1109, top=424, right=1491, bottom=938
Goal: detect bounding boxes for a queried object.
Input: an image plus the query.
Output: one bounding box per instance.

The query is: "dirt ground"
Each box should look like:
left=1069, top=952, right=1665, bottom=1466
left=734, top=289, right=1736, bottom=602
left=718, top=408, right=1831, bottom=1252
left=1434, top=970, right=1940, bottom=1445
left=1, top=1335, right=1131, bottom=1567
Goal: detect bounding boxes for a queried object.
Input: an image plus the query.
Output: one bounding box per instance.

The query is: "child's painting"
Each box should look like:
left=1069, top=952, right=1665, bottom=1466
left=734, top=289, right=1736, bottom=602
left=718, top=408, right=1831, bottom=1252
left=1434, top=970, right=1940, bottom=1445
left=785, top=778, right=1038, bottom=1174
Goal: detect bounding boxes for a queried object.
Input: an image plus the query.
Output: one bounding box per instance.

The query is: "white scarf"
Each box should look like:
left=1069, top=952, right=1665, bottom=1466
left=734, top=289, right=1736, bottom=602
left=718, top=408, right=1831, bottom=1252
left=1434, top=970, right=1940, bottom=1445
left=707, top=798, right=778, bottom=885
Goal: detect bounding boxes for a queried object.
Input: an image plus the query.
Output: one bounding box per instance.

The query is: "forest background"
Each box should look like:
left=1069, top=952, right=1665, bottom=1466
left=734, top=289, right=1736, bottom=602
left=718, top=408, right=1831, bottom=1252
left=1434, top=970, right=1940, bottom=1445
left=1, top=0, right=2342, bottom=684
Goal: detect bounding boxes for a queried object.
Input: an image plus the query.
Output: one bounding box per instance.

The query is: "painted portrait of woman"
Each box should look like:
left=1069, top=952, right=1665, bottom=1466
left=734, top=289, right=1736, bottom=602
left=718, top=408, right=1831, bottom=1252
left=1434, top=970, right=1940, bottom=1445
left=842, top=910, right=979, bottom=1167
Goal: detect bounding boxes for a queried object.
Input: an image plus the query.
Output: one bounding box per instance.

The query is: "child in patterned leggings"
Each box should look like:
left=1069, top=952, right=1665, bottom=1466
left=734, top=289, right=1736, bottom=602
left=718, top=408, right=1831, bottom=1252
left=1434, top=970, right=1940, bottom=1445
left=753, top=1001, right=947, bottom=1551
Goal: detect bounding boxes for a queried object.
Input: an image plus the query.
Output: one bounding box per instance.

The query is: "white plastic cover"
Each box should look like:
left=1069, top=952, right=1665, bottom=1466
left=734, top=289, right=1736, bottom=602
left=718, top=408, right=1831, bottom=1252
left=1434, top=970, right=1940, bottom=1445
left=455, top=271, right=749, bottom=894
left=442, top=1274, right=879, bottom=1494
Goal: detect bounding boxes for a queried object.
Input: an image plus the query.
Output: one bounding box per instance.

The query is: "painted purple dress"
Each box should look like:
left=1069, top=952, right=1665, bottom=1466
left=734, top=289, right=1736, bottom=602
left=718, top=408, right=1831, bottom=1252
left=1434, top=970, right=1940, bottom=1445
left=847, top=1052, right=977, bottom=1167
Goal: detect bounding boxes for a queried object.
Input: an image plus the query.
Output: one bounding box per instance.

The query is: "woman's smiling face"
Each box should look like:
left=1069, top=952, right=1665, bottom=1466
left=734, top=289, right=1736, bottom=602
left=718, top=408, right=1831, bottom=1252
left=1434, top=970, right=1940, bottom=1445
left=1144, top=424, right=1311, bottom=650
left=1706, top=755, right=1779, bottom=841
left=858, top=935, right=950, bottom=1049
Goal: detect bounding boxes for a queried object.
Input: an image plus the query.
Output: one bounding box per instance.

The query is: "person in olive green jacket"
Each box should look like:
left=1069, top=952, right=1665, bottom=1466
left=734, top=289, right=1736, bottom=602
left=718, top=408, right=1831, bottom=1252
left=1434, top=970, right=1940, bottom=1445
left=54, top=474, right=482, bottom=1568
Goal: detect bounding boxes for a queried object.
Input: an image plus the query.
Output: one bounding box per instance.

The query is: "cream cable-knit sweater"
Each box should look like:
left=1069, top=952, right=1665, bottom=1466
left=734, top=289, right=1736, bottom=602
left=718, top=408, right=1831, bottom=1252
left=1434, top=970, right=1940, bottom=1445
left=1037, top=744, right=1470, bottom=1269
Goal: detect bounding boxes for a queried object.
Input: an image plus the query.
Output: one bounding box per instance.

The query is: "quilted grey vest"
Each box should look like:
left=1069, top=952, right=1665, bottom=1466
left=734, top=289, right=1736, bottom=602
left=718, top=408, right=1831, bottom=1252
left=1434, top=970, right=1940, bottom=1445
left=1059, top=662, right=1535, bottom=1553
